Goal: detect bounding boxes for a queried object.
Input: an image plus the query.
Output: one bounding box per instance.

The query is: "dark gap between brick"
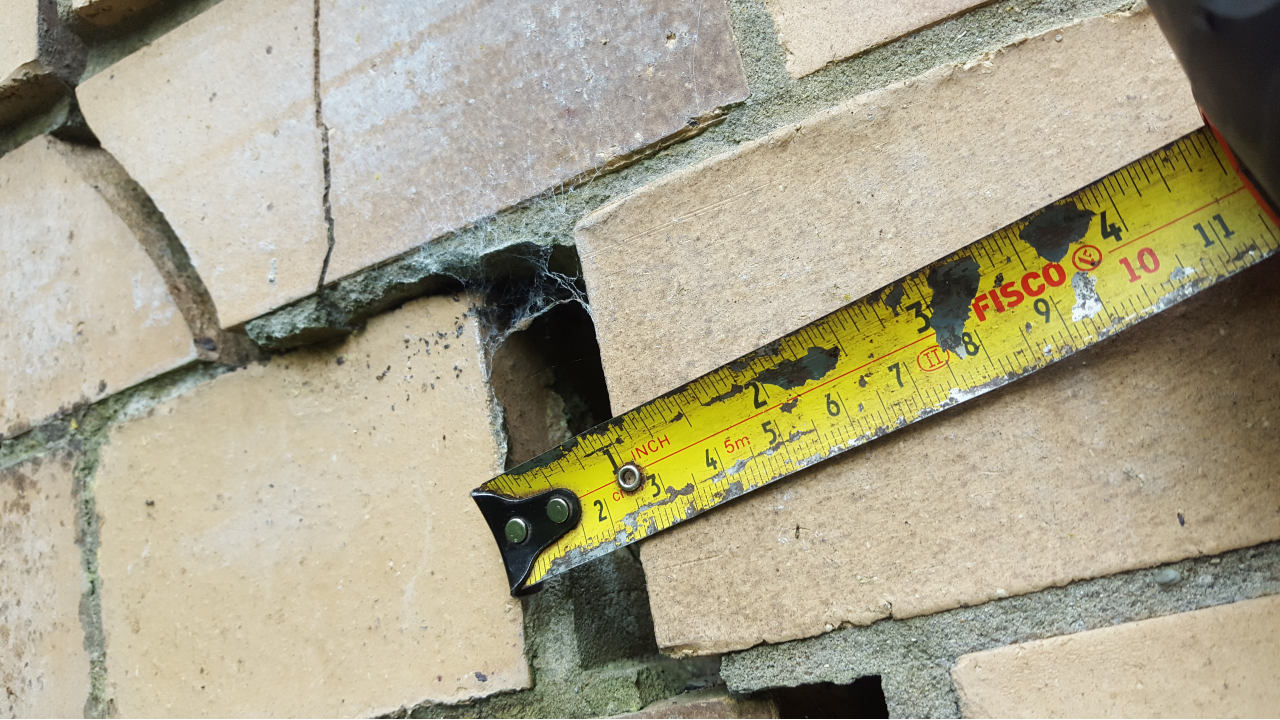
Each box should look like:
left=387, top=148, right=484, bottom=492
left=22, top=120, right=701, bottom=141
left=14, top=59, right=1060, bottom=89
left=767, top=677, right=889, bottom=719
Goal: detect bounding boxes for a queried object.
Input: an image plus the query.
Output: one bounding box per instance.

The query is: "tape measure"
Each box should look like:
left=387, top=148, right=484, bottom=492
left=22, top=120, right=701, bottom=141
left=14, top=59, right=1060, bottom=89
left=472, top=126, right=1280, bottom=596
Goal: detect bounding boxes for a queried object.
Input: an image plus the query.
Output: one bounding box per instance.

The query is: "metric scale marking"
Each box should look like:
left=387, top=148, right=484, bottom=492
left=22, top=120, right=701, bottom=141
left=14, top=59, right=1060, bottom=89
left=472, top=126, right=1280, bottom=595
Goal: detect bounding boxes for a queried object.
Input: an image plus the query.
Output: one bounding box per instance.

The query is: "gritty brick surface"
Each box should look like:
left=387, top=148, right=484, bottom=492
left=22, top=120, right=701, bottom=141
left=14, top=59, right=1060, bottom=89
left=77, top=0, right=328, bottom=328
left=0, top=136, right=198, bottom=436
left=317, top=0, right=748, bottom=283
left=0, top=453, right=91, bottom=718
left=579, top=10, right=1198, bottom=417
left=94, top=295, right=529, bottom=717
left=952, top=594, right=1280, bottom=717
left=0, top=0, right=38, bottom=77
left=766, top=0, right=987, bottom=77
left=574, top=11, right=1280, bottom=657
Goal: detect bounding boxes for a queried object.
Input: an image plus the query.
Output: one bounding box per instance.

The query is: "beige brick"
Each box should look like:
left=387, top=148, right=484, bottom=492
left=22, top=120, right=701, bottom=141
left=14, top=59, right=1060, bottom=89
left=77, top=0, right=328, bottom=328
left=952, top=594, right=1280, bottom=717
left=1, top=136, right=199, bottom=437
left=0, top=454, right=92, bottom=718
left=767, top=0, right=985, bottom=78
left=70, top=0, right=162, bottom=27
left=579, top=10, right=1198, bottom=416
left=574, top=13, right=1280, bottom=656
left=95, top=295, right=528, bottom=716
left=615, top=687, right=780, bottom=718
left=318, top=0, right=748, bottom=282
left=0, top=0, right=38, bottom=79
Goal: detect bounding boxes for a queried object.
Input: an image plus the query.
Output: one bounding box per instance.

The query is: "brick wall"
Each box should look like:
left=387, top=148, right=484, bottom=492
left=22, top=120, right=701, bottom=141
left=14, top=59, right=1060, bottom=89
left=2, top=0, right=1277, bottom=717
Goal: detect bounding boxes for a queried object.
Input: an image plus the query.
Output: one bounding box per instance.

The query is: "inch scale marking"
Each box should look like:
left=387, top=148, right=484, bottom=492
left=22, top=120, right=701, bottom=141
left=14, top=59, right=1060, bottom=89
left=474, top=127, right=1280, bottom=595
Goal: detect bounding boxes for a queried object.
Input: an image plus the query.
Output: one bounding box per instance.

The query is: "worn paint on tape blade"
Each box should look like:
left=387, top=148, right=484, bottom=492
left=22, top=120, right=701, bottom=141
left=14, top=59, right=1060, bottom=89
left=473, top=127, right=1280, bottom=594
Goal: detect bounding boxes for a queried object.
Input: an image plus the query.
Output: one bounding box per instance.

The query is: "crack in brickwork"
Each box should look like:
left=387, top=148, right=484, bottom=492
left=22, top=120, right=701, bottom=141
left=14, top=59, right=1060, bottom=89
left=243, top=0, right=1141, bottom=352
left=0, top=1, right=1213, bottom=716
left=313, top=0, right=336, bottom=291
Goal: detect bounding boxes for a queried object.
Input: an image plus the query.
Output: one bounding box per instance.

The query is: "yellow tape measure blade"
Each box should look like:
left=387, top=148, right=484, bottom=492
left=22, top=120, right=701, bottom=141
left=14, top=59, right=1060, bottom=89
left=475, top=127, right=1280, bottom=595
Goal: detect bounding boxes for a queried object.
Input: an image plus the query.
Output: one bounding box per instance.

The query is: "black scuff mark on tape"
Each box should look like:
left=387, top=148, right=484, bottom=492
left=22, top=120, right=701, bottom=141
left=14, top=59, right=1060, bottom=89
left=702, top=346, right=841, bottom=406
left=508, top=436, right=579, bottom=474
left=1019, top=201, right=1095, bottom=263
left=755, top=346, right=840, bottom=390
left=779, top=397, right=799, bottom=413
left=881, top=283, right=905, bottom=315
left=632, top=482, right=695, bottom=515
left=925, top=257, right=981, bottom=355
left=1230, top=242, right=1260, bottom=264
left=577, top=415, right=628, bottom=443
left=700, top=382, right=748, bottom=406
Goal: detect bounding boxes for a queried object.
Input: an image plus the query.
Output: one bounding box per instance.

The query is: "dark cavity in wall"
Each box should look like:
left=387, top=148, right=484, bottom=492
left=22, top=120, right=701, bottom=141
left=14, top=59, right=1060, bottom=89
left=766, top=677, right=889, bottom=719
left=488, top=300, right=612, bottom=470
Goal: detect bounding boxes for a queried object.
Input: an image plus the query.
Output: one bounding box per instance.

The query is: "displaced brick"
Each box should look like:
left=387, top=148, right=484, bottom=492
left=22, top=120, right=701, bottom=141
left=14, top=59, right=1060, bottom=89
left=615, top=687, right=779, bottom=719
left=767, top=0, right=985, bottom=78
left=0, top=453, right=92, bottom=718
left=0, top=136, right=199, bottom=436
left=574, top=12, right=1280, bottom=656
left=579, top=10, right=1197, bottom=417
left=951, top=594, right=1280, bottom=717
left=318, top=0, right=748, bottom=282
left=70, top=0, right=162, bottom=27
left=77, top=0, right=328, bottom=327
left=94, top=295, right=529, bottom=716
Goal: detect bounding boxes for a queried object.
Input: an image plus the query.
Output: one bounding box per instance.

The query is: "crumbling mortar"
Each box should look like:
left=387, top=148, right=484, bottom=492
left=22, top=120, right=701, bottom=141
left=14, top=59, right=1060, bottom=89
left=469, top=300, right=514, bottom=479
left=721, top=541, right=1280, bottom=718
left=72, top=0, right=227, bottom=82
left=0, top=361, right=234, bottom=473
left=35, top=0, right=88, bottom=86
left=72, top=436, right=109, bottom=718
left=0, top=94, right=77, bottom=156
left=244, top=0, right=1142, bottom=352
